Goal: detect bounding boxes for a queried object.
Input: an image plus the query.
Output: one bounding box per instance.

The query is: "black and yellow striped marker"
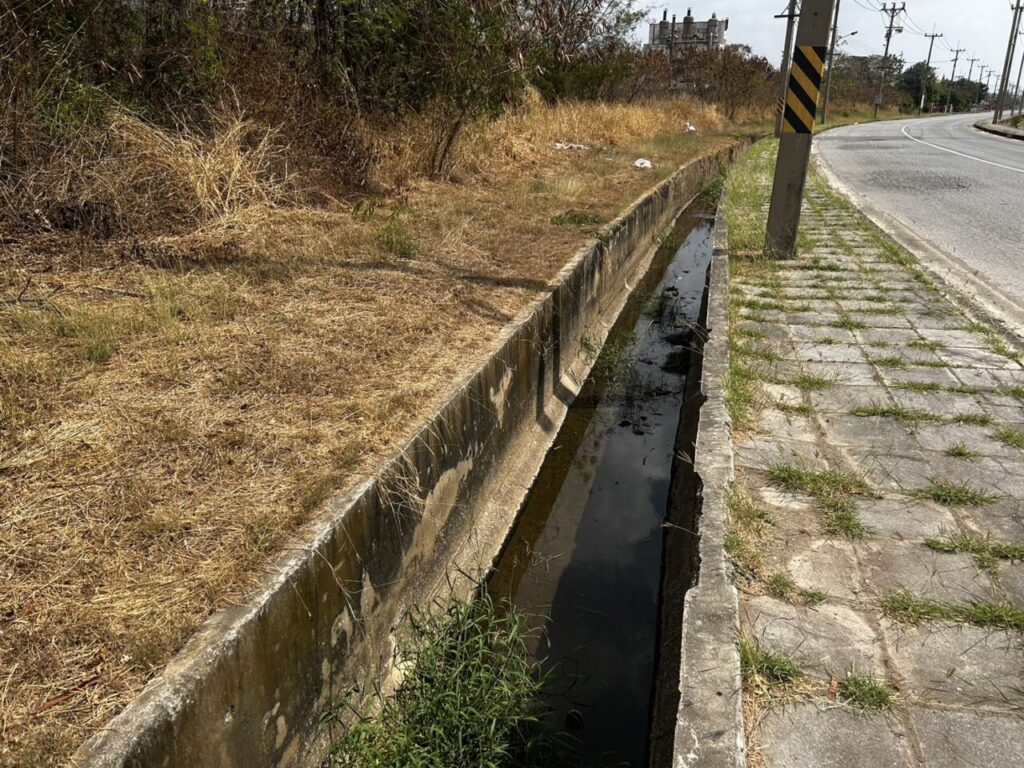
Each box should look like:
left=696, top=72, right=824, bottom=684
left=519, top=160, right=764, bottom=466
left=782, top=45, right=826, bottom=134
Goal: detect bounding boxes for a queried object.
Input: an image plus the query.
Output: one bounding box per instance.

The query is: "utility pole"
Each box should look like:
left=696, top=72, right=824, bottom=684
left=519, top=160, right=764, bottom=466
left=918, top=31, right=943, bottom=115
left=964, top=57, right=979, bottom=107
left=775, top=0, right=800, bottom=137
left=819, top=0, right=843, bottom=124
left=943, top=46, right=966, bottom=114
left=875, top=3, right=905, bottom=119
left=766, top=0, right=837, bottom=258
left=995, top=2, right=1024, bottom=122
left=1013, top=34, right=1024, bottom=115
left=985, top=69, right=994, bottom=105
left=977, top=65, right=988, bottom=104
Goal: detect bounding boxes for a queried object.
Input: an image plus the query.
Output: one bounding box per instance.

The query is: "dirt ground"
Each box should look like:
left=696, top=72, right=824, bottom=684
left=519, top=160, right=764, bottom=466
left=0, top=97, right=737, bottom=765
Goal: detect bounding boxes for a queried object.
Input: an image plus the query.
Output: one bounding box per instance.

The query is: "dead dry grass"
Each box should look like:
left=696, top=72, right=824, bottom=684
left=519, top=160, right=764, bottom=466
left=0, top=94, right=734, bottom=766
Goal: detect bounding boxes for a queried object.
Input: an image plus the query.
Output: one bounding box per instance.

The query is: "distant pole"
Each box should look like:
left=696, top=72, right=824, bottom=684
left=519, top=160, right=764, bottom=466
left=985, top=69, right=994, bottom=104
left=874, top=3, right=905, bottom=119
left=995, top=3, right=1024, bottom=122
left=977, top=65, right=988, bottom=105
left=820, top=0, right=843, bottom=124
left=943, top=46, right=966, bottom=114
left=1014, top=35, right=1024, bottom=115
left=964, top=57, right=979, bottom=107
left=775, top=0, right=800, bottom=138
left=918, top=31, right=944, bottom=115
left=765, top=0, right=837, bottom=258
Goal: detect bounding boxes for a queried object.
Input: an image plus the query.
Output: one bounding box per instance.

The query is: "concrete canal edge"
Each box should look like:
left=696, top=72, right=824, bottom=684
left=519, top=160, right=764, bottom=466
left=670, top=210, right=745, bottom=767
left=72, top=142, right=745, bottom=768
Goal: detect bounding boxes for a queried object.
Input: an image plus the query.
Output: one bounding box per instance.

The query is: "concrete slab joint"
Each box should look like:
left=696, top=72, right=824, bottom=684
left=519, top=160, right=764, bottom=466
left=71, top=144, right=745, bottom=768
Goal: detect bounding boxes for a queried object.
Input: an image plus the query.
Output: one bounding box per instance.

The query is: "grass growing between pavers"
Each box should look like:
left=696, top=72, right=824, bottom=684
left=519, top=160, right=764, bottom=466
left=881, top=591, right=1024, bottom=632
left=838, top=674, right=894, bottom=710
left=945, top=442, right=980, bottom=460
left=724, top=488, right=827, bottom=607
left=911, top=479, right=997, bottom=507
left=925, top=534, right=1024, bottom=572
left=994, top=427, right=1024, bottom=450
left=766, top=464, right=873, bottom=539
left=851, top=403, right=943, bottom=424
left=739, top=635, right=803, bottom=685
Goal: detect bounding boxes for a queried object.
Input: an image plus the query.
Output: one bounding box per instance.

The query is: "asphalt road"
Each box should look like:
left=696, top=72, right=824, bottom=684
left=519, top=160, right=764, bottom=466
left=815, top=112, right=1024, bottom=329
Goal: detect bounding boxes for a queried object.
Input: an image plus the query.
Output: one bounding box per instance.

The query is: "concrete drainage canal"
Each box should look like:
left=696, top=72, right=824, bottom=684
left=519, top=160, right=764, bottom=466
left=489, top=206, right=715, bottom=768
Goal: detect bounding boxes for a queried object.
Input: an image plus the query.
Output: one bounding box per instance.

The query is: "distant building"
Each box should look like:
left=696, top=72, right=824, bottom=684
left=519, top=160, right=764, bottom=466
left=646, top=8, right=729, bottom=54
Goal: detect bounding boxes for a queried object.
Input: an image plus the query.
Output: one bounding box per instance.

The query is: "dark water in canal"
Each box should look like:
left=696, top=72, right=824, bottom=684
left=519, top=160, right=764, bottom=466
left=488, top=209, right=714, bottom=768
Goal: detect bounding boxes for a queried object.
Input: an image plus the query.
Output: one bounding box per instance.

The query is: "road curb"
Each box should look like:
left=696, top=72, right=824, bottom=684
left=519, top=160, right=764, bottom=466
left=974, top=119, right=1024, bottom=141
left=671, top=207, right=745, bottom=768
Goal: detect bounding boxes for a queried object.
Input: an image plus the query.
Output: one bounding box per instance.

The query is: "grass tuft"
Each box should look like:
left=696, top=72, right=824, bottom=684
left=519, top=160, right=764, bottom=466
left=767, top=464, right=872, bottom=540
left=831, top=314, right=866, bottom=331
left=851, top=402, right=943, bottom=423
left=945, top=442, right=979, bottom=460
left=839, top=674, right=893, bottom=710
left=911, top=479, right=996, bottom=507
left=739, top=635, right=803, bottom=684
left=926, top=533, right=1024, bottom=572
left=881, top=591, right=1024, bottom=632
left=994, top=426, right=1024, bottom=450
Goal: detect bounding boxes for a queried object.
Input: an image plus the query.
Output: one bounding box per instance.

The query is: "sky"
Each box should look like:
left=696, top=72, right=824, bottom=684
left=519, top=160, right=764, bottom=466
left=642, top=1, right=1020, bottom=85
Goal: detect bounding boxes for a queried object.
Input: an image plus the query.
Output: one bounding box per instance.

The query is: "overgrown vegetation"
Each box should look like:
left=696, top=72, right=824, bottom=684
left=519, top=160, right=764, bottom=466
left=322, top=593, right=564, bottom=768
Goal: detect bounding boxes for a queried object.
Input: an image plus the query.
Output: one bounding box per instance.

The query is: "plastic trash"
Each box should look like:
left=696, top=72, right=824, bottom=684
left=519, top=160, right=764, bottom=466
left=684, top=122, right=697, bottom=133
left=633, top=158, right=653, bottom=170
left=554, top=142, right=589, bottom=151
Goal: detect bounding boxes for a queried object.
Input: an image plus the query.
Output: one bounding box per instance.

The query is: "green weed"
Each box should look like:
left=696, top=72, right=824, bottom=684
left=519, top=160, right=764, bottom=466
left=839, top=674, right=893, bottom=710
left=881, top=591, right=1024, bottom=632
left=911, top=479, right=996, bottom=507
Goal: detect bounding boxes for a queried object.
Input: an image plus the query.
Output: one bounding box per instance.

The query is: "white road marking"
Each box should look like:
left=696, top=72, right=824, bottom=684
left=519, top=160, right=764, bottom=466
left=900, top=124, right=1024, bottom=174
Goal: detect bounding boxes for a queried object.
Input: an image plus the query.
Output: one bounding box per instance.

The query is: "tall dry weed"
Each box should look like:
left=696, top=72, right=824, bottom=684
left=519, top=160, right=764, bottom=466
left=372, top=92, right=727, bottom=188
left=92, top=112, right=298, bottom=229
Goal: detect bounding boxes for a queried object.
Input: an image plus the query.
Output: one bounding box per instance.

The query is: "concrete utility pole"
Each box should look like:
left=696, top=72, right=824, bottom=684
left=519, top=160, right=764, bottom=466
left=986, top=69, right=994, bottom=104
left=964, top=57, right=979, bottom=106
left=943, top=46, right=966, bottom=114
left=995, top=2, right=1024, bottom=122
left=822, top=31, right=857, bottom=124
left=1013, top=34, right=1024, bottom=115
left=874, top=3, right=905, bottom=119
left=820, top=0, right=843, bottom=124
left=765, top=0, right=837, bottom=258
left=977, top=65, right=988, bottom=104
left=775, top=0, right=800, bottom=137
left=918, top=31, right=944, bottom=115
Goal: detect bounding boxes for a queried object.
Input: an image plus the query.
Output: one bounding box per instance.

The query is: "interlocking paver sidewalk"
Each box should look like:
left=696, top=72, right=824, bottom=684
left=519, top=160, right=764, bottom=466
left=726, top=161, right=1024, bottom=767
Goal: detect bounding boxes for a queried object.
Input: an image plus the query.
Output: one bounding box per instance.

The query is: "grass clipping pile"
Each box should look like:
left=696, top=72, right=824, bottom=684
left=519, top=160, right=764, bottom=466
left=0, top=95, right=728, bottom=765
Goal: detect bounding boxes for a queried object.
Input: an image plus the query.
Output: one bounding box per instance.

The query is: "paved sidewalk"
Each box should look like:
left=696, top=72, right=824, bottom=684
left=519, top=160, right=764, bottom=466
left=727, top=166, right=1024, bottom=767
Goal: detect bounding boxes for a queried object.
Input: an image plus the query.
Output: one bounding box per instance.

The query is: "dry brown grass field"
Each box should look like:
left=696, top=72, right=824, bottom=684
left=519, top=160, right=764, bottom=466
left=0, top=95, right=750, bottom=765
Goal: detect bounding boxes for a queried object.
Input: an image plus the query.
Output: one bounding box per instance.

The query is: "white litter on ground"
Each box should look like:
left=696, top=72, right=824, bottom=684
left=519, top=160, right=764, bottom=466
left=633, top=158, right=653, bottom=170
left=554, top=142, right=590, bottom=151
left=684, top=122, right=697, bottom=134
